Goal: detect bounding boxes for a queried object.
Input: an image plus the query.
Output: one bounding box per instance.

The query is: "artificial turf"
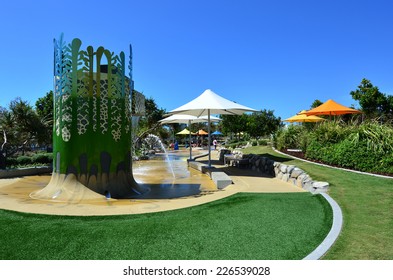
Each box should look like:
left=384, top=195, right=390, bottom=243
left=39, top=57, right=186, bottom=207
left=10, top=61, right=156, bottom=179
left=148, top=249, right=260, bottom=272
left=0, top=192, right=332, bottom=260
left=243, top=145, right=393, bottom=259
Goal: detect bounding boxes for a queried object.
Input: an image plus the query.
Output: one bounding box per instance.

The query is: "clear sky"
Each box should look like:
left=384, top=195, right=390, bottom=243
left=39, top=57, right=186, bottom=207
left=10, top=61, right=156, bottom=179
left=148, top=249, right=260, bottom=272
left=1, top=0, right=392, bottom=119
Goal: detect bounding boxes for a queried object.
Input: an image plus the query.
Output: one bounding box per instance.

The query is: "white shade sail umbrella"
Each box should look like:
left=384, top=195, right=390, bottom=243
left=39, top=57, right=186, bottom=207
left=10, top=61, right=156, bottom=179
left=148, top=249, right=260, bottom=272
left=169, top=89, right=257, bottom=117
left=159, top=114, right=221, bottom=159
left=159, top=114, right=221, bottom=124
left=168, top=89, right=257, bottom=166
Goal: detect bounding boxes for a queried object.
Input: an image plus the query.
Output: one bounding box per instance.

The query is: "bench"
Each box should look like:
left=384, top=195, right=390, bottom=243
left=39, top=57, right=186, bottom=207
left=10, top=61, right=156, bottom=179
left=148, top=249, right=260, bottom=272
left=210, top=171, right=233, bottom=189
left=188, top=161, right=232, bottom=189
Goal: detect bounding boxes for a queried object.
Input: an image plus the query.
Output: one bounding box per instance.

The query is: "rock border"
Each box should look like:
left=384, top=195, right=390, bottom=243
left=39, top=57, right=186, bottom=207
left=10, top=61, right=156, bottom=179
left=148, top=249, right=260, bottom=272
left=220, top=149, right=329, bottom=194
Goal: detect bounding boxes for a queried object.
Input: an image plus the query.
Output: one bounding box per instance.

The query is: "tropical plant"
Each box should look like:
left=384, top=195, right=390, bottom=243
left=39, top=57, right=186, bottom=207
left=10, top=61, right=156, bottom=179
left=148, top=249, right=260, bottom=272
left=274, top=125, right=306, bottom=150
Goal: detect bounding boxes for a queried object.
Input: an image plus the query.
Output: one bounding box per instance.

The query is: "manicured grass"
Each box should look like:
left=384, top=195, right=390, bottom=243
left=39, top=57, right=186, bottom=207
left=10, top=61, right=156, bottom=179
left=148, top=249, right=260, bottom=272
left=0, top=192, right=331, bottom=260
left=243, top=145, right=393, bottom=259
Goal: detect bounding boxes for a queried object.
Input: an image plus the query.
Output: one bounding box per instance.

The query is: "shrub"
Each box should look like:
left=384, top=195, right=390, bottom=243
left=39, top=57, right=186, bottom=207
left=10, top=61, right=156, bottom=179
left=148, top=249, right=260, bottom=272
left=6, top=157, right=18, bottom=168
left=275, top=125, right=306, bottom=150
left=16, top=156, right=32, bottom=165
left=305, top=120, right=393, bottom=174
left=31, top=153, right=53, bottom=165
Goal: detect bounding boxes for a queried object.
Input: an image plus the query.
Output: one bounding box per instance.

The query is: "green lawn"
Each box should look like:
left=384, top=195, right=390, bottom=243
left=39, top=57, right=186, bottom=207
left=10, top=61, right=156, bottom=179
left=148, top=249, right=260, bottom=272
left=242, top=145, right=393, bottom=259
left=0, top=192, right=331, bottom=260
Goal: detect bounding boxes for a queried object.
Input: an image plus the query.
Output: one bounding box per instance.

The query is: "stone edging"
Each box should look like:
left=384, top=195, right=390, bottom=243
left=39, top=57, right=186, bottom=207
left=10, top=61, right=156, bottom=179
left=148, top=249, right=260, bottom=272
left=303, top=193, right=343, bottom=260
left=220, top=149, right=330, bottom=194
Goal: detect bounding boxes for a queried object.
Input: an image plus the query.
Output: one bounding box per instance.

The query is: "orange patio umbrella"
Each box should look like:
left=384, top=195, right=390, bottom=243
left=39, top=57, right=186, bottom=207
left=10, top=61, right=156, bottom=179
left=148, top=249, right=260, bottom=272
left=285, top=110, right=326, bottom=123
left=305, top=99, right=362, bottom=116
left=196, top=129, right=209, bottom=135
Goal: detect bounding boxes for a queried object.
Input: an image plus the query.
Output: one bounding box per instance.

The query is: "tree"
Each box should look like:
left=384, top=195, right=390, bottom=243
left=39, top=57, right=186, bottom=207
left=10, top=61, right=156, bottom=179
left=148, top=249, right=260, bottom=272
left=35, top=90, right=53, bottom=121
left=221, top=114, right=248, bottom=141
left=35, top=91, right=53, bottom=147
left=311, top=99, right=323, bottom=109
left=9, top=98, right=47, bottom=153
left=134, top=95, right=168, bottom=143
left=246, top=109, right=282, bottom=139
left=350, top=78, right=392, bottom=120
left=0, top=98, right=48, bottom=168
left=0, top=107, right=10, bottom=169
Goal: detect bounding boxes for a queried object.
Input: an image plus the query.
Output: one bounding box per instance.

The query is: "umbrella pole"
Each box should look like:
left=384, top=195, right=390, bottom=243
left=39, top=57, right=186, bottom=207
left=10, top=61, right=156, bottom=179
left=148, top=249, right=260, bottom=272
left=208, top=110, right=211, bottom=167
left=188, top=120, right=192, bottom=160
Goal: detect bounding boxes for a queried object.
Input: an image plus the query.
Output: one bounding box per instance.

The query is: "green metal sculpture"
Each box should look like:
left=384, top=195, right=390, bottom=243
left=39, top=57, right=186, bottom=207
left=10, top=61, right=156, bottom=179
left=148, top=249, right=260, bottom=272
left=32, top=35, right=143, bottom=200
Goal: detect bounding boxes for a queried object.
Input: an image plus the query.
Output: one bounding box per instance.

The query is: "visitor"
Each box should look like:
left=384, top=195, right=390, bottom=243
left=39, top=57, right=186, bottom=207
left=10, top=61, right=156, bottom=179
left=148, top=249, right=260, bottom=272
left=213, top=139, right=217, bottom=150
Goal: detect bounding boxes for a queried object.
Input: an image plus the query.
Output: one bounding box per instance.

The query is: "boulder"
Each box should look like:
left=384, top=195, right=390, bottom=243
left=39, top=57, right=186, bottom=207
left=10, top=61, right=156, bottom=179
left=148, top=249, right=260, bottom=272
left=280, top=164, right=287, bottom=173
left=282, top=173, right=290, bottom=182
left=302, top=181, right=314, bottom=192
left=312, top=181, right=329, bottom=193
left=286, top=165, right=295, bottom=175
left=290, top=168, right=304, bottom=178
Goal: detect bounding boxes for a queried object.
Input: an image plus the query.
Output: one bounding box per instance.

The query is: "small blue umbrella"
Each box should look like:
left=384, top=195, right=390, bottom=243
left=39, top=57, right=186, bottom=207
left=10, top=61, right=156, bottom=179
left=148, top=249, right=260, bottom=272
left=211, top=130, right=223, bottom=135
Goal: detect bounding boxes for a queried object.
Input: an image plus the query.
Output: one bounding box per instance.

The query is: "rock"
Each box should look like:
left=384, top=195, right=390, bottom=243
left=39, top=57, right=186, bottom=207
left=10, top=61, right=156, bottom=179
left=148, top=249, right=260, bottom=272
left=291, top=168, right=304, bottom=178
left=302, top=181, right=314, bottom=192
left=287, top=165, right=295, bottom=175
left=282, top=173, right=290, bottom=182
left=280, top=164, right=287, bottom=173
left=296, top=174, right=308, bottom=187
left=312, top=181, right=329, bottom=193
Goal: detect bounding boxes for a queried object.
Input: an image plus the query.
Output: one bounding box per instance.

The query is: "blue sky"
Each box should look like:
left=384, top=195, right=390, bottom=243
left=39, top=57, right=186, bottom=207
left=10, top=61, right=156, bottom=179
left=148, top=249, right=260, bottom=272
left=1, top=0, right=392, bottom=119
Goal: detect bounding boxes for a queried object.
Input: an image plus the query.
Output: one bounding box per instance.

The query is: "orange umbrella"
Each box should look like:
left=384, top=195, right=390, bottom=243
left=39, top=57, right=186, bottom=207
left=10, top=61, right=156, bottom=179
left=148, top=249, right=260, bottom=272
left=305, top=99, right=362, bottom=116
left=285, top=110, right=325, bottom=123
left=196, top=129, right=209, bottom=135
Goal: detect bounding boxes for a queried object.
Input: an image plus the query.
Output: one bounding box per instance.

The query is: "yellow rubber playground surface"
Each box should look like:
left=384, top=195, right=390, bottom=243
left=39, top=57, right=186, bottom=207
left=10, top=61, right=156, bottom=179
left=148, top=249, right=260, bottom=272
left=0, top=152, right=305, bottom=216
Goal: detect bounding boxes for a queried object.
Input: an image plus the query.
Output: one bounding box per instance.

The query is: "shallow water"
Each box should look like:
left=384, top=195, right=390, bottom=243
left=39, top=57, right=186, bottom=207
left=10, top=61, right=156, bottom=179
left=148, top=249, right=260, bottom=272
left=131, top=151, right=215, bottom=198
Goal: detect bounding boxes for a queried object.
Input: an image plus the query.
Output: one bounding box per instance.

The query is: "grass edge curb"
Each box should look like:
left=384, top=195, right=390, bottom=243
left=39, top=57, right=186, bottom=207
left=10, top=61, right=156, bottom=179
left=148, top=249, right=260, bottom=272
left=303, top=193, right=343, bottom=260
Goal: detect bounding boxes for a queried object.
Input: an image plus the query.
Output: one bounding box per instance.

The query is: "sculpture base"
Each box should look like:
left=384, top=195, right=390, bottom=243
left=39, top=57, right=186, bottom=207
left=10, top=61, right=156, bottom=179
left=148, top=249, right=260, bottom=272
left=30, top=172, right=146, bottom=202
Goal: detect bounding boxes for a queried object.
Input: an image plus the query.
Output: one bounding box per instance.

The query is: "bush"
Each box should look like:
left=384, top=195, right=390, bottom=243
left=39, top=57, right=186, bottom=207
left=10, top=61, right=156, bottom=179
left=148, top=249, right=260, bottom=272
left=6, top=157, right=18, bottom=168
left=5, top=153, right=53, bottom=168
left=16, top=156, right=32, bottom=165
left=305, top=120, right=393, bottom=174
left=31, top=153, right=53, bottom=164
left=275, top=125, right=306, bottom=150
left=259, top=139, right=268, bottom=146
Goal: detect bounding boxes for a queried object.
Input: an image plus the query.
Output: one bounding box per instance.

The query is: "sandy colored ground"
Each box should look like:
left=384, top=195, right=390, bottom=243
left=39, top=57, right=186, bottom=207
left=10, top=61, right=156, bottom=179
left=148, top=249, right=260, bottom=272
left=0, top=150, right=304, bottom=216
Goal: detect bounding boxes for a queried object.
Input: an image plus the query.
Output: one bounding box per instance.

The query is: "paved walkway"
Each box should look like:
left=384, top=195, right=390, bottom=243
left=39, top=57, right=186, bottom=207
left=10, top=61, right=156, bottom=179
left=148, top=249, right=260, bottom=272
left=0, top=151, right=304, bottom=216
